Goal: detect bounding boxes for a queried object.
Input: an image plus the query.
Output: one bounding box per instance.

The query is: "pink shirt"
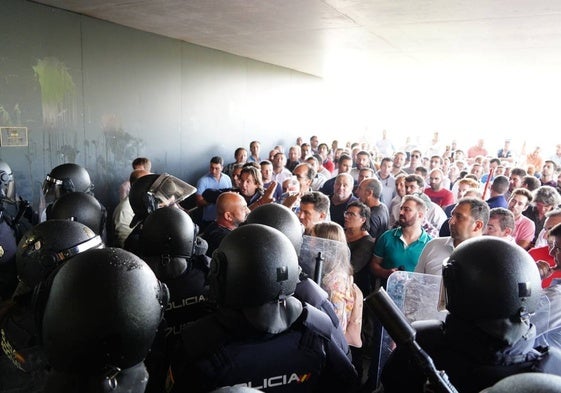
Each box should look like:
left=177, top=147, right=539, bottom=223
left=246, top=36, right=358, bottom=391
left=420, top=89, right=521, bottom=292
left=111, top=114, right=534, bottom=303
left=512, top=214, right=535, bottom=243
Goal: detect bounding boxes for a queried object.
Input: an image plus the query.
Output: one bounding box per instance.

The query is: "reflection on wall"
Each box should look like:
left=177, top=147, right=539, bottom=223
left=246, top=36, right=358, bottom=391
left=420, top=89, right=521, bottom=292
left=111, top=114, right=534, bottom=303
left=33, top=57, right=76, bottom=130
left=1, top=0, right=325, bottom=215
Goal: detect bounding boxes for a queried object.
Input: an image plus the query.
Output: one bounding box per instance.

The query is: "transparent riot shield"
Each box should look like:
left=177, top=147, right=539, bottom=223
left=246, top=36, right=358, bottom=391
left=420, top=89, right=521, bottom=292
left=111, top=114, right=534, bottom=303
left=373, top=271, right=446, bottom=387
left=532, top=295, right=553, bottom=349
left=148, top=173, right=197, bottom=207
left=298, top=235, right=350, bottom=284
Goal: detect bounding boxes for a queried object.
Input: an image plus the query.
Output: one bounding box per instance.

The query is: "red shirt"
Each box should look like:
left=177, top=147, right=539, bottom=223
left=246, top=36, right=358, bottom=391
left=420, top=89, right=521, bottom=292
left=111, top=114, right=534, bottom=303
left=424, top=188, right=454, bottom=208
left=323, top=159, right=335, bottom=173
left=528, top=245, right=561, bottom=288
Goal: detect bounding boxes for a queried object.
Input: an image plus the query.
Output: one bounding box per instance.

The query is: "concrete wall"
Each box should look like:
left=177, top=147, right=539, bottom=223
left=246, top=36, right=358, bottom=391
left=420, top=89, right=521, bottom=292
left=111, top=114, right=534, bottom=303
left=0, top=0, right=326, bottom=212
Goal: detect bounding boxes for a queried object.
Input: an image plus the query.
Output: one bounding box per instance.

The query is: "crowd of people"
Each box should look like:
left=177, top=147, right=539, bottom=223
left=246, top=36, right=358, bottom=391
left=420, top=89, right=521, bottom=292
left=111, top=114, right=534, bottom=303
left=1, top=131, right=561, bottom=392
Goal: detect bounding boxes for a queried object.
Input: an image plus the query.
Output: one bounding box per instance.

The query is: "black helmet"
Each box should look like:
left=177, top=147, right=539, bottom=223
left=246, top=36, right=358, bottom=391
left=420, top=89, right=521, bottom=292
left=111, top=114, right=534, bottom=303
left=129, top=174, right=160, bottom=223
left=443, top=237, right=542, bottom=321
left=41, top=247, right=168, bottom=374
left=0, top=159, right=15, bottom=202
left=48, top=192, right=105, bottom=235
left=245, top=203, right=304, bottom=252
left=209, top=224, right=299, bottom=308
left=16, top=219, right=104, bottom=290
left=42, top=163, right=93, bottom=202
left=481, top=372, right=561, bottom=393
left=139, top=206, right=198, bottom=280
left=129, top=173, right=197, bottom=227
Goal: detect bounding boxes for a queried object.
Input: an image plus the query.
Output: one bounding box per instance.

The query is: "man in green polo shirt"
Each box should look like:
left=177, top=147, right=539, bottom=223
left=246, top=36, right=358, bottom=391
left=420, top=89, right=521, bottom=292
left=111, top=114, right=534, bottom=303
left=370, top=194, right=432, bottom=285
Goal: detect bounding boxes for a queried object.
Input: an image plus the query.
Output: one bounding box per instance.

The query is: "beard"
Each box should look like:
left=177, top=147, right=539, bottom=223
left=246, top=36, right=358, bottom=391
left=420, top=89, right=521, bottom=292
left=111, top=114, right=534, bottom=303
left=398, top=215, right=414, bottom=227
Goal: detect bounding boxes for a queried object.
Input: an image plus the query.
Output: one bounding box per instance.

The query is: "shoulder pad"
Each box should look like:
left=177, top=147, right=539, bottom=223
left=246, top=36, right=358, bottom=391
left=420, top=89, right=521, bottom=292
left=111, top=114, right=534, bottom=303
left=412, top=319, right=445, bottom=345
left=294, top=278, right=328, bottom=306
left=301, top=303, right=333, bottom=340
left=192, top=254, right=211, bottom=271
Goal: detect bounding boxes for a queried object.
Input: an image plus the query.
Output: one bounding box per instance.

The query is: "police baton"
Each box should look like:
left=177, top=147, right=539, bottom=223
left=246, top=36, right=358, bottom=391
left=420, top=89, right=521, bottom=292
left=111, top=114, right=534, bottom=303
left=365, top=288, right=459, bottom=393
left=313, top=251, right=324, bottom=285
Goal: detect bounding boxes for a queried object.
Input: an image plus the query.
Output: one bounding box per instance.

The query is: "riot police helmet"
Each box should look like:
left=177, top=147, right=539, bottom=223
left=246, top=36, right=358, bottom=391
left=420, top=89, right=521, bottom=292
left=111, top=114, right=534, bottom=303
left=41, top=247, right=168, bottom=375
left=129, top=173, right=196, bottom=227
left=16, top=219, right=104, bottom=290
left=442, top=237, right=542, bottom=322
left=42, top=163, right=93, bottom=202
left=209, top=223, right=299, bottom=308
left=481, top=372, right=561, bottom=393
left=48, top=192, right=105, bottom=235
left=0, top=159, right=15, bottom=202
left=139, top=206, right=199, bottom=280
left=245, top=202, right=304, bottom=253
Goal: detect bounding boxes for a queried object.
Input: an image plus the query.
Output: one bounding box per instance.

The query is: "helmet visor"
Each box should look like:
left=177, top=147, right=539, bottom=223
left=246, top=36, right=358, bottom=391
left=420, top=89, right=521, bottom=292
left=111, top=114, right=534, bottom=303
left=147, top=173, right=196, bottom=207
left=42, top=175, right=63, bottom=203
left=0, top=179, right=15, bottom=203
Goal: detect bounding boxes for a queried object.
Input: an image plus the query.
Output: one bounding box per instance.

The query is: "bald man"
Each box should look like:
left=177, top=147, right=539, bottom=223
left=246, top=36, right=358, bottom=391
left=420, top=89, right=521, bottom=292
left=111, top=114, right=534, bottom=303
left=200, top=191, right=250, bottom=257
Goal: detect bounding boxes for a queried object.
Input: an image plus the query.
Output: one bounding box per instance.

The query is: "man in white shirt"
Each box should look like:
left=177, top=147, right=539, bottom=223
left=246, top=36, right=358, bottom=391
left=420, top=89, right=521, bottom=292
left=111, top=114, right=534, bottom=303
left=415, top=197, right=489, bottom=275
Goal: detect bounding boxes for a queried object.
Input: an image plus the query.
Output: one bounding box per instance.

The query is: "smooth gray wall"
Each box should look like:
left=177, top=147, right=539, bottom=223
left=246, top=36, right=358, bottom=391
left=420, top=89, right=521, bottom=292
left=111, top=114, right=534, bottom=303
left=0, top=0, right=325, bottom=212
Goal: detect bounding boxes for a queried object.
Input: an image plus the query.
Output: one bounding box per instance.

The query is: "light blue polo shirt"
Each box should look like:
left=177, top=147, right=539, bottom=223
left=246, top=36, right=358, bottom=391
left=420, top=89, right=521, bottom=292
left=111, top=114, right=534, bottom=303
left=373, top=227, right=432, bottom=272
left=196, top=173, right=232, bottom=222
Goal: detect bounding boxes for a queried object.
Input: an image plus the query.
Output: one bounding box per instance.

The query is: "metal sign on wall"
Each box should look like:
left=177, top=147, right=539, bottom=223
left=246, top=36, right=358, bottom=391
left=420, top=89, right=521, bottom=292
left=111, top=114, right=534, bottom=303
left=0, top=127, right=28, bottom=147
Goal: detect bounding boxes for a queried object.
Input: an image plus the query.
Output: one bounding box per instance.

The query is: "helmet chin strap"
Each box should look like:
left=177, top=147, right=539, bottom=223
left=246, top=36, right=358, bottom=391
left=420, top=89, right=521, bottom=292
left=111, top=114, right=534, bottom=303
left=474, top=313, right=534, bottom=346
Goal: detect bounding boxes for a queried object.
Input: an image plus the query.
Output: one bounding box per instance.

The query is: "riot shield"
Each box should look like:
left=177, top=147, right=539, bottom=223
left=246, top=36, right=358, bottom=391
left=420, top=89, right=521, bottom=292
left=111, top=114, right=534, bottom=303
left=372, top=271, right=446, bottom=387
left=532, top=295, right=553, bottom=349
left=298, top=234, right=350, bottom=284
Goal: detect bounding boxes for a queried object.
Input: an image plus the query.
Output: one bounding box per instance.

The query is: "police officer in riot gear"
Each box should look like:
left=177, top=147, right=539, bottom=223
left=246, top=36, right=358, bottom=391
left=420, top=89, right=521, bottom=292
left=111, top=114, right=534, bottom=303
left=125, top=173, right=196, bottom=253
left=0, top=220, right=103, bottom=393
left=40, top=247, right=168, bottom=393
left=170, top=224, right=358, bottom=392
left=0, top=159, right=33, bottom=299
left=0, top=159, right=33, bottom=231
left=245, top=203, right=352, bottom=361
left=381, top=237, right=561, bottom=393
left=41, top=162, right=98, bottom=226
left=138, top=206, right=212, bottom=393
left=42, top=163, right=93, bottom=202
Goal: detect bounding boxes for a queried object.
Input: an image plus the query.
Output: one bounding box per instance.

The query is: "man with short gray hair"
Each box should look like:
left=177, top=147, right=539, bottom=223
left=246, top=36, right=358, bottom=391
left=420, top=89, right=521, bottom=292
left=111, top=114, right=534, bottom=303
left=355, top=177, right=389, bottom=240
left=329, top=173, right=358, bottom=227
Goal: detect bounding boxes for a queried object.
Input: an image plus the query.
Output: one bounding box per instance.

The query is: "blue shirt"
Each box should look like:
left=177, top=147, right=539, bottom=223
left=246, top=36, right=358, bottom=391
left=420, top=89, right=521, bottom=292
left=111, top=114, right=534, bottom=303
left=373, top=227, right=432, bottom=271
left=196, top=173, right=232, bottom=221
left=486, top=195, right=508, bottom=209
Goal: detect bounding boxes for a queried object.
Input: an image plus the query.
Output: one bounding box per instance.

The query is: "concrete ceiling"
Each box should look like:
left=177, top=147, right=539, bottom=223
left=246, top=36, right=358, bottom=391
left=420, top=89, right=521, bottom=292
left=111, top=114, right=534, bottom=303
left=33, top=0, right=561, bottom=78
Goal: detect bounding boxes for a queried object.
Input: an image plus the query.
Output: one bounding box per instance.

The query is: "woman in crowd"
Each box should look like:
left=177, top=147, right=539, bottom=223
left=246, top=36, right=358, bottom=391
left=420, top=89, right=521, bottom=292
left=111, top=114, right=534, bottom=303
left=310, top=221, right=362, bottom=348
